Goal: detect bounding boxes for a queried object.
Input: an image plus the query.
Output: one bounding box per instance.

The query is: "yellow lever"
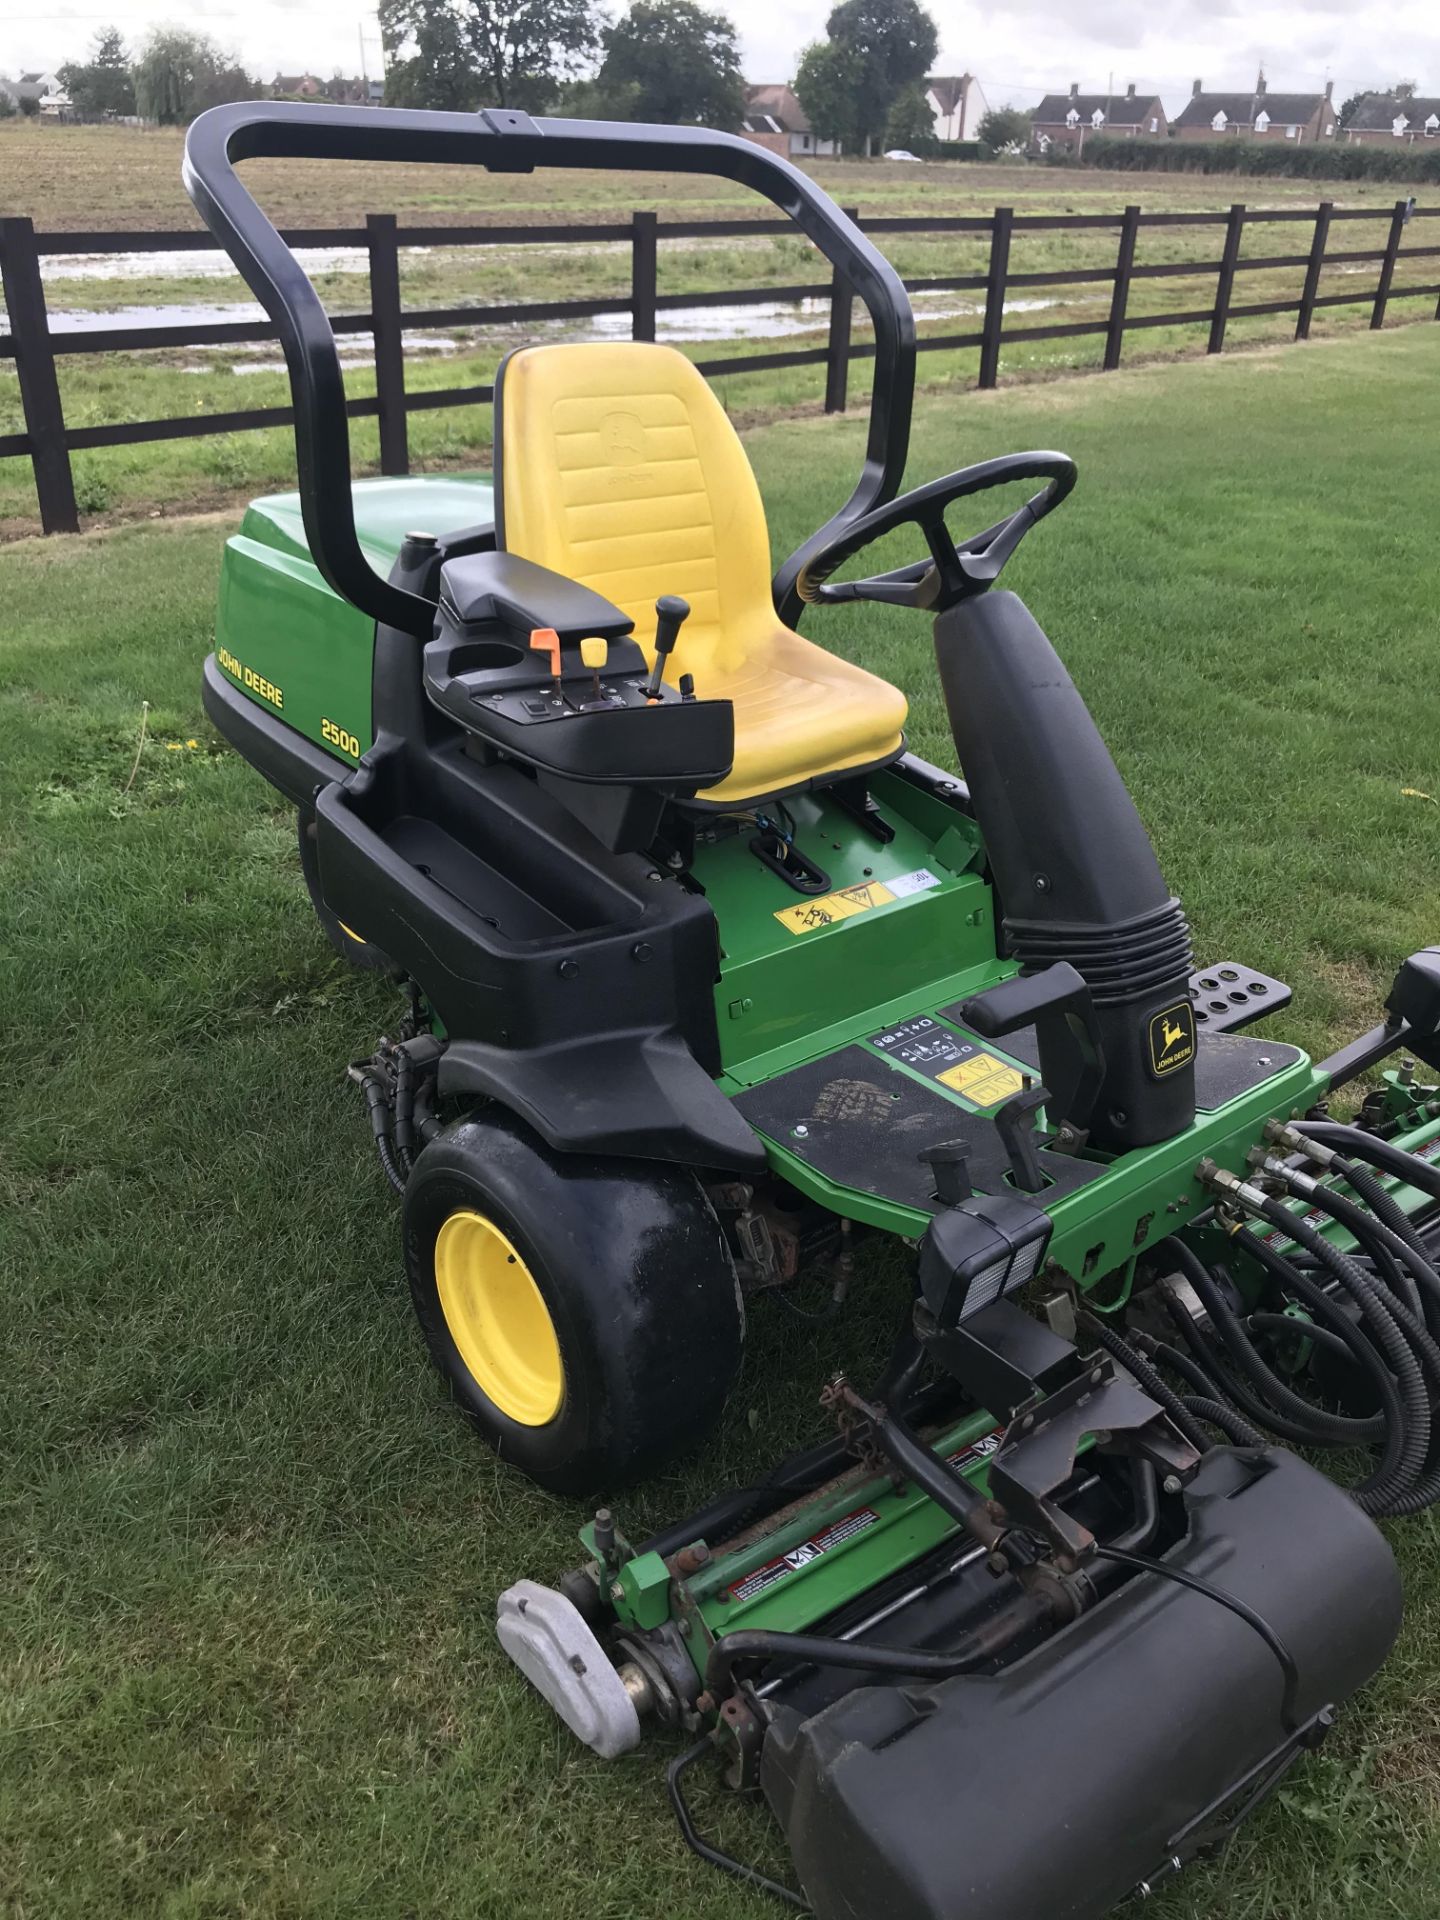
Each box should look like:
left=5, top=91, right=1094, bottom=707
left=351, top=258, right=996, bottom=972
left=579, top=638, right=608, bottom=670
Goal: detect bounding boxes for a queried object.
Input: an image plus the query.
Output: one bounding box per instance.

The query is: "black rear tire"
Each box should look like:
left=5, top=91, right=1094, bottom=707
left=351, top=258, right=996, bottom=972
left=403, top=1105, right=744, bottom=1493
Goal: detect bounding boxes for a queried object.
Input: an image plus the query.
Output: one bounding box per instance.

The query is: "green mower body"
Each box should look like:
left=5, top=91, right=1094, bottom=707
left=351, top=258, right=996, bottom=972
left=188, top=100, right=1440, bottom=1920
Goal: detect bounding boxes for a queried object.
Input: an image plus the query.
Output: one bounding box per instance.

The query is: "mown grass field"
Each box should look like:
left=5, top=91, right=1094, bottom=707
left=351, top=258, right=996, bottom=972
left=4, top=116, right=1440, bottom=533
left=2, top=323, right=1440, bottom=1920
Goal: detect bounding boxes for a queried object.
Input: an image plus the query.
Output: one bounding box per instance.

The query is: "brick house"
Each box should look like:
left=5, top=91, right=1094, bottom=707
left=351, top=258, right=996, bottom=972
left=1031, top=82, right=1167, bottom=155
left=926, top=73, right=988, bottom=142
left=1172, top=74, right=1337, bottom=142
left=1345, top=92, right=1440, bottom=145
left=741, top=84, right=837, bottom=160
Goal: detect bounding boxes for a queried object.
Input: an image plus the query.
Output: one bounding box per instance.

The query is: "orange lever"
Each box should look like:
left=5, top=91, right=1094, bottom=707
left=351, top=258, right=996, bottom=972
left=529, top=627, right=563, bottom=679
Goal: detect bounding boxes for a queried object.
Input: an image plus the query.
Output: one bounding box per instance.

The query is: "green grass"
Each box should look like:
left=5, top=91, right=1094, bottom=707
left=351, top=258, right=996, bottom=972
left=3, top=325, right=1440, bottom=1919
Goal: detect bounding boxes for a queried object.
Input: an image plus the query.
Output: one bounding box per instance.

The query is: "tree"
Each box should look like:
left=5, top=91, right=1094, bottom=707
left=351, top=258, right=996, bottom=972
left=0, top=88, right=15, bottom=120
left=554, top=73, right=641, bottom=118
left=132, top=29, right=255, bottom=124
left=976, top=104, right=1030, bottom=154
left=793, top=39, right=869, bottom=152
left=18, top=93, right=40, bottom=117
left=380, top=0, right=602, bottom=112
left=592, top=0, right=744, bottom=128
left=60, top=28, right=135, bottom=117
left=884, top=81, right=935, bottom=153
left=795, top=0, right=935, bottom=155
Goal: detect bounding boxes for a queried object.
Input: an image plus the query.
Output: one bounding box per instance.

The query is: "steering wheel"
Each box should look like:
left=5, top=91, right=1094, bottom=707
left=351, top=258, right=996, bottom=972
left=795, top=450, right=1077, bottom=614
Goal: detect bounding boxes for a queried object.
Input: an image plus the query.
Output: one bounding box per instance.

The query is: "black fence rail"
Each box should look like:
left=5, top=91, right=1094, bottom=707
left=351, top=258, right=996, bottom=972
left=3, top=197, right=1439, bottom=534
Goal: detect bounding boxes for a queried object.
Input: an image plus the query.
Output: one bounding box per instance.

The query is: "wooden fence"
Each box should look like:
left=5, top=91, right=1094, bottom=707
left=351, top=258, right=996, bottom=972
left=3, top=196, right=1439, bottom=534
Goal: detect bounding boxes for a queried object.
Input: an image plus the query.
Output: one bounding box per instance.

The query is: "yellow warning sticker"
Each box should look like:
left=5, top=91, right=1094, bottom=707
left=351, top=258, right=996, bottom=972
left=774, top=881, right=897, bottom=936
left=936, top=1053, right=1026, bottom=1109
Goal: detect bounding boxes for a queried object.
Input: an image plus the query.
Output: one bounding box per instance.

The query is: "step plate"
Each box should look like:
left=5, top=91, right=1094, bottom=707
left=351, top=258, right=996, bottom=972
left=1188, top=961, right=1291, bottom=1034
left=731, top=1043, right=1104, bottom=1214
left=979, top=1021, right=1303, bottom=1116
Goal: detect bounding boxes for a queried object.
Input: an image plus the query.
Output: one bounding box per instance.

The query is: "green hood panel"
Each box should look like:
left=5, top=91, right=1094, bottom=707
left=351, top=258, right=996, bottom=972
left=216, top=476, right=494, bottom=773
left=238, top=474, right=495, bottom=568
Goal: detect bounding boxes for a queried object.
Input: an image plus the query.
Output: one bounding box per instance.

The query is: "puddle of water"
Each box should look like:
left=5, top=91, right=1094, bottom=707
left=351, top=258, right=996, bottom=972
left=42, top=300, right=271, bottom=334
left=13, top=287, right=1092, bottom=370
left=36, top=237, right=637, bottom=285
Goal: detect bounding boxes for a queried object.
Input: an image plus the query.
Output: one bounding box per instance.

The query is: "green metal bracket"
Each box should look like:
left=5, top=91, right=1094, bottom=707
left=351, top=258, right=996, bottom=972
left=616, top=1550, right=672, bottom=1631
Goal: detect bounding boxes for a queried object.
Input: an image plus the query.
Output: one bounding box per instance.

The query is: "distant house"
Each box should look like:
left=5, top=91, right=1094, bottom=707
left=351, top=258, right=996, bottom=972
left=271, top=73, right=383, bottom=105
left=1031, top=82, right=1167, bottom=154
left=2, top=70, right=67, bottom=114
left=926, top=73, right=987, bottom=143
left=742, top=84, right=837, bottom=159
left=1173, top=74, right=1337, bottom=142
left=1345, top=92, right=1440, bottom=145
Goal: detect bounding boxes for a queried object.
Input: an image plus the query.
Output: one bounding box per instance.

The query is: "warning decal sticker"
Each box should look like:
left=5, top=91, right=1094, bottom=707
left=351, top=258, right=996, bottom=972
left=867, top=1015, right=1030, bottom=1112
left=936, top=1052, right=1026, bottom=1109
left=725, top=1507, right=881, bottom=1604
left=774, top=881, right=896, bottom=936
left=722, top=1430, right=1002, bottom=1606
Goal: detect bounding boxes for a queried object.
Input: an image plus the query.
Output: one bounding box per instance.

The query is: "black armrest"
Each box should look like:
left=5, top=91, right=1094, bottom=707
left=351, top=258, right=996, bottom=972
left=438, top=550, right=634, bottom=644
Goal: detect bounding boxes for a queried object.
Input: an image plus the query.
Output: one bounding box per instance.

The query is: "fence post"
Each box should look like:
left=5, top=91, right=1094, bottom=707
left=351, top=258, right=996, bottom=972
left=824, top=205, right=858, bottom=413
left=1371, top=198, right=1408, bottom=330
left=366, top=213, right=409, bottom=476
left=1104, top=204, right=1141, bottom=372
left=978, top=206, right=1012, bottom=390
left=631, top=209, right=657, bottom=343
left=0, top=214, right=79, bottom=533
left=1295, top=199, right=1333, bottom=340
left=1208, top=203, right=1245, bottom=355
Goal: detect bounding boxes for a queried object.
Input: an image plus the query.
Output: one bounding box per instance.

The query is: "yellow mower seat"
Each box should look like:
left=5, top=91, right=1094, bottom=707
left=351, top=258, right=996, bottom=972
left=495, top=342, right=907, bottom=805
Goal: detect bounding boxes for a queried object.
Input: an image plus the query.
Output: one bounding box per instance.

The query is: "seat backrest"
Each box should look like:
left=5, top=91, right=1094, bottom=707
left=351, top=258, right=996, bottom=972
left=495, top=342, right=778, bottom=679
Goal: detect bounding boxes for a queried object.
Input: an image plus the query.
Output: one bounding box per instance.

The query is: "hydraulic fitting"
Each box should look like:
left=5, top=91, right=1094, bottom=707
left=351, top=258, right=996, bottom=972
left=1262, top=1117, right=1337, bottom=1169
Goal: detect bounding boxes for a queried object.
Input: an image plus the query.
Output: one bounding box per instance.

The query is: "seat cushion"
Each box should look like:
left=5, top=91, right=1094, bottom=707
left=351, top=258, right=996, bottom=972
left=495, top=341, right=906, bottom=803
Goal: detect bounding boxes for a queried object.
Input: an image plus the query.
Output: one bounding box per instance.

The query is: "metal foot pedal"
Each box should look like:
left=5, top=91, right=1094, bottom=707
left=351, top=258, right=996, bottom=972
left=1188, top=963, right=1291, bottom=1035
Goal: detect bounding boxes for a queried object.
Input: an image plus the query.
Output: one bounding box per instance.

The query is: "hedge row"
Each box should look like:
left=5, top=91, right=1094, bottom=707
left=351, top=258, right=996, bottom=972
left=1060, top=134, right=1440, bottom=184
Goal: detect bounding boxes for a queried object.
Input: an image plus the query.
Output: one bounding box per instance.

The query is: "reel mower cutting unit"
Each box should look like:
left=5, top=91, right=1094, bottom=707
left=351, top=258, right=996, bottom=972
left=187, top=101, right=1440, bottom=1920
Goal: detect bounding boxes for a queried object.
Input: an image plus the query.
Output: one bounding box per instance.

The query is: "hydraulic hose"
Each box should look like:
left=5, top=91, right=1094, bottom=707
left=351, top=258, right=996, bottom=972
left=1163, top=1239, right=1386, bottom=1448
left=1249, top=1194, right=1430, bottom=1513
left=1179, top=1395, right=1268, bottom=1449
left=1245, top=1310, right=1360, bottom=1367
left=1339, top=1157, right=1440, bottom=1278
left=705, top=1586, right=1057, bottom=1698
left=1295, top=1121, right=1440, bottom=1205
left=1079, top=1314, right=1214, bottom=1454
left=1231, top=1225, right=1409, bottom=1504
left=1278, top=1175, right=1437, bottom=1325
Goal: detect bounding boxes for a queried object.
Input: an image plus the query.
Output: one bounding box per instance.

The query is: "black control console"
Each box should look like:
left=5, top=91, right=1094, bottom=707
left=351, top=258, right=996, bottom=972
left=423, top=551, right=734, bottom=794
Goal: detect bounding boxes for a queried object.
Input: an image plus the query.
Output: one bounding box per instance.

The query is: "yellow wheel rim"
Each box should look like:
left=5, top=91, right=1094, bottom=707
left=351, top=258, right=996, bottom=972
left=433, top=1210, right=564, bottom=1426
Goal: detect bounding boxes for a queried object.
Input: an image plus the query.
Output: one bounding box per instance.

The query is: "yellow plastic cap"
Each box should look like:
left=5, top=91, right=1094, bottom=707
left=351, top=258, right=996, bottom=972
left=580, top=637, right=609, bottom=670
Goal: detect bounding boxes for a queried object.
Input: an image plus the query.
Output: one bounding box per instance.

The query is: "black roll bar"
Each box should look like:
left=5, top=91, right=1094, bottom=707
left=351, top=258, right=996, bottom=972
left=183, top=102, right=917, bottom=636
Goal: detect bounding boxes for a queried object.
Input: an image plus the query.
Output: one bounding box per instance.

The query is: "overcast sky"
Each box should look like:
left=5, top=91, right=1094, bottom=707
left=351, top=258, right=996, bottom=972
left=6, top=0, right=1438, bottom=106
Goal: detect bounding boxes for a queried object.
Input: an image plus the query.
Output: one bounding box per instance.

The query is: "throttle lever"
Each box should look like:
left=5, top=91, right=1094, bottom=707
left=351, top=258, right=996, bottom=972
left=645, top=594, right=690, bottom=700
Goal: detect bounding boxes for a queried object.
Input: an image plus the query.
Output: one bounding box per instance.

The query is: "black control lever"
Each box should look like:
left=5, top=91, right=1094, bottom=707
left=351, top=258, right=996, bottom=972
left=960, top=962, right=1105, bottom=1145
left=994, top=1087, right=1048, bottom=1193
left=920, top=1139, right=973, bottom=1206
left=645, top=594, right=691, bottom=700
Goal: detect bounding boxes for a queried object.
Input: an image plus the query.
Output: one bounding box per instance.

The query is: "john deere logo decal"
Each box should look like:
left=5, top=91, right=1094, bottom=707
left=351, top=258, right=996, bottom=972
left=1148, top=1002, right=1196, bottom=1077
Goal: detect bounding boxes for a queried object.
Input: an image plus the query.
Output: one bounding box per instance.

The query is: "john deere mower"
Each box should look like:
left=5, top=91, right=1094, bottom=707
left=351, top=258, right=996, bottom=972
left=186, top=102, right=1440, bottom=1920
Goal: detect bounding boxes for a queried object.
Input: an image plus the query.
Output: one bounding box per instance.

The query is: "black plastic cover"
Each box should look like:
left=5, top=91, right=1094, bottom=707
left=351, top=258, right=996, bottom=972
left=761, top=1446, right=1401, bottom=1920
left=1388, top=947, right=1440, bottom=1037
left=438, top=549, right=636, bottom=642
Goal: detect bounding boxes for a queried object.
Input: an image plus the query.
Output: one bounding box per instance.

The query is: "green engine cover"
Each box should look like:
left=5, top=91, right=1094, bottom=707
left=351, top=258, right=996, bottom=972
left=213, top=474, right=494, bottom=769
